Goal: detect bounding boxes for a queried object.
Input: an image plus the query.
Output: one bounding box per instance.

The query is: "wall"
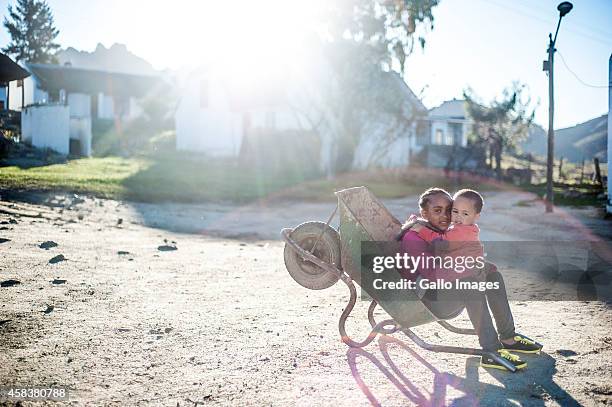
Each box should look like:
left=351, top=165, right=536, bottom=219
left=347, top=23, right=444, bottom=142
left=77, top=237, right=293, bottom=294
left=70, top=117, right=92, bottom=156
left=97, top=93, right=114, bottom=119
left=21, top=104, right=70, bottom=155
left=175, top=76, right=243, bottom=156
left=8, top=76, right=48, bottom=110
left=246, top=106, right=309, bottom=132
left=64, top=93, right=92, bottom=156
left=352, top=117, right=419, bottom=169
left=68, top=92, right=91, bottom=118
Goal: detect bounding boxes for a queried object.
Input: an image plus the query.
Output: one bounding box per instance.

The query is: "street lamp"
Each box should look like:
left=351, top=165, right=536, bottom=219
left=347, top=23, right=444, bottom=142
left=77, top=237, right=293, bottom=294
left=543, top=1, right=573, bottom=213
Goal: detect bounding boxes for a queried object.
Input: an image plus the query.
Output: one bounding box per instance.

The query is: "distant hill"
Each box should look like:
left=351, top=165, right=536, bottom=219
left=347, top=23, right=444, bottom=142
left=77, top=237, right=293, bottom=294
left=56, top=43, right=157, bottom=75
left=519, top=114, right=607, bottom=163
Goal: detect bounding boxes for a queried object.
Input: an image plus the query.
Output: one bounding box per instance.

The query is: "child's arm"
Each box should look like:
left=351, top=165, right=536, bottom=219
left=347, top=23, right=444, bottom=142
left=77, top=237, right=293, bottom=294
left=445, top=224, right=480, bottom=242
left=402, top=214, right=441, bottom=242
left=416, top=226, right=443, bottom=243
left=444, top=224, right=483, bottom=257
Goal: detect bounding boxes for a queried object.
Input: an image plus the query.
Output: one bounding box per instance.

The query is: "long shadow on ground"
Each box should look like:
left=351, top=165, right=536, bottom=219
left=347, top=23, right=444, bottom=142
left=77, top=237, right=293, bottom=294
left=347, top=334, right=581, bottom=406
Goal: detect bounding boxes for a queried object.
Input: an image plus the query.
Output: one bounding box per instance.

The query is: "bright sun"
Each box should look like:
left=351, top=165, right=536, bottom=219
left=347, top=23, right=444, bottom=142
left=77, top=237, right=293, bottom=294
left=124, top=0, right=325, bottom=77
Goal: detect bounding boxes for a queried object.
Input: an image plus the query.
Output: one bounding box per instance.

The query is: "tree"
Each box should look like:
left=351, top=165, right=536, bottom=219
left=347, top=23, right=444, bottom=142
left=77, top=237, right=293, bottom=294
left=325, top=0, right=439, bottom=74
left=464, top=83, right=536, bottom=179
left=291, top=1, right=439, bottom=175
left=3, top=0, right=60, bottom=63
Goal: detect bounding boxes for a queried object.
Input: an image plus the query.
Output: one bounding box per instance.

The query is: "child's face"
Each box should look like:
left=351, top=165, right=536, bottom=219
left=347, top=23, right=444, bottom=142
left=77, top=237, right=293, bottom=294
left=420, top=194, right=452, bottom=230
left=451, top=196, right=480, bottom=225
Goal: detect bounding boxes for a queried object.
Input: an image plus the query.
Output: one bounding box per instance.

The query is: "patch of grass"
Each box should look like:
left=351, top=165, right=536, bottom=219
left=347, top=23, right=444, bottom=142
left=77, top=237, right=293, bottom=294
left=0, top=157, right=144, bottom=198
left=1, top=154, right=512, bottom=203
left=521, top=183, right=606, bottom=207
left=0, top=154, right=316, bottom=203
left=271, top=167, right=505, bottom=202
left=120, top=152, right=315, bottom=203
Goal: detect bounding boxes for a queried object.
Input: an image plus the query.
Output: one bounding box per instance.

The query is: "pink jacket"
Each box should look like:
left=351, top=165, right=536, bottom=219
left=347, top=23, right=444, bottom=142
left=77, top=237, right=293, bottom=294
left=400, top=229, right=478, bottom=282
left=417, top=224, right=484, bottom=259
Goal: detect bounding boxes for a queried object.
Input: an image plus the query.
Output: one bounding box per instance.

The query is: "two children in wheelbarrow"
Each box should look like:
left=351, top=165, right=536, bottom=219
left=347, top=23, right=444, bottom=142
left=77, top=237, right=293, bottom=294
left=399, top=187, right=542, bottom=371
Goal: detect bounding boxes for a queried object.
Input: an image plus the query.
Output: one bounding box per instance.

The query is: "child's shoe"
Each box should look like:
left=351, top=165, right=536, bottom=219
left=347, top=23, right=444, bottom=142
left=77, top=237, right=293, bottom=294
left=501, top=333, right=543, bottom=354
left=480, top=349, right=527, bottom=371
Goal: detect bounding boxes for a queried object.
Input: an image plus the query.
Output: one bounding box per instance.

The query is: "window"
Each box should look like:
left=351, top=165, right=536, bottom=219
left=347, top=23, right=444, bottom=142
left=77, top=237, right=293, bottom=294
left=434, top=129, right=444, bottom=144
left=200, top=80, right=208, bottom=108
left=449, top=123, right=463, bottom=145
left=445, top=131, right=454, bottom=145
left=16, top=79, right=23, bottom=88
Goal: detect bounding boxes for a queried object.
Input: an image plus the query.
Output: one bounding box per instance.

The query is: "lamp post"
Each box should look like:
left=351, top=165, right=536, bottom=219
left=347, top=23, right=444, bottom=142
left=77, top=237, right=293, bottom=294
left=543, top=1, right=573, bottom=213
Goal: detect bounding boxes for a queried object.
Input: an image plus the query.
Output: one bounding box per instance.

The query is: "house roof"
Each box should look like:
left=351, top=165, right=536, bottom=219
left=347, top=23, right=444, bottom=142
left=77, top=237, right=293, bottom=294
left=384, top=71, right=428, bottom=114
left=26, top=63, right=161, bottom=98
left=0, top=53, right=30, bottom=83
left=429, top=99, right=468, bottom=120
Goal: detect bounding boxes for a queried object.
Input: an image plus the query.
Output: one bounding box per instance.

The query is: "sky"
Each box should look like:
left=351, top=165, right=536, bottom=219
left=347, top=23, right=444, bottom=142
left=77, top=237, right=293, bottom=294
left=0, top=0, right=610, bottom=129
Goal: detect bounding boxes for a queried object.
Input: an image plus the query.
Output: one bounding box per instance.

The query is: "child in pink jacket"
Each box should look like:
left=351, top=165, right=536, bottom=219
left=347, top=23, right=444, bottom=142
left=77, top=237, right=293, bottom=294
left=413, top=189, right=484, bottom=260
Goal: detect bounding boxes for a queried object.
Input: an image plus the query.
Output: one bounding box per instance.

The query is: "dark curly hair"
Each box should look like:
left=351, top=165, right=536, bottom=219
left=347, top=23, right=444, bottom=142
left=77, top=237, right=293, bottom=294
left=396, top=187, right=451, bottom=240
left=418, top=187, right=452, bottom=210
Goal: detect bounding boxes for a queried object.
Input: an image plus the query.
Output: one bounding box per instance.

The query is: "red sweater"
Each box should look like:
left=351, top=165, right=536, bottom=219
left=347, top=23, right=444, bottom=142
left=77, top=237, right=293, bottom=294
left=417, top=223, right=484, bottom=259
left=400, top=228, right=478, bottom=282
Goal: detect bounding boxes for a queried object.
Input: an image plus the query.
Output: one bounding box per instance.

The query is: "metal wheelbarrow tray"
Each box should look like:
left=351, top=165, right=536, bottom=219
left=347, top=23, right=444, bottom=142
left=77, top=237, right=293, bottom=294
left=281, top=186, right=518, bottom=372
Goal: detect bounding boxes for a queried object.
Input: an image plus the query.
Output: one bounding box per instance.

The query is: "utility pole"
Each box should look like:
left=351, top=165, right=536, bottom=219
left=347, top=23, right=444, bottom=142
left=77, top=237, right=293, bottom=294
left=606, top=54, right=612, bottom=217
left=543, top=2, right=573, bottom=213
left=546, top=34, right=555, bottom=212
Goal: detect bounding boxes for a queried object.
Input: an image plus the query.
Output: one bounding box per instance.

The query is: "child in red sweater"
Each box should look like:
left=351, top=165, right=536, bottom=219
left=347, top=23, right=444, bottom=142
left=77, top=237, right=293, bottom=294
left=413, top=189, right=484, bottom=261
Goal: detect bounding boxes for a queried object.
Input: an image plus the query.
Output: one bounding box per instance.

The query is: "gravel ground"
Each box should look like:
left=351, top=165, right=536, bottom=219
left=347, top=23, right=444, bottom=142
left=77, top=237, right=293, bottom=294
left=0, top=190, right=611, bottom=406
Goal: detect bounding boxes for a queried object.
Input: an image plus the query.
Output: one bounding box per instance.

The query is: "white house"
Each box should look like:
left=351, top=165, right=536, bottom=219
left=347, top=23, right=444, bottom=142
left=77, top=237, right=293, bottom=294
left=175, top=70, right=242, bottom=156
left=175, top=67, right=311, bottom=157
left=9, top=63, right=157, bottom=121
left=8, top=63, right=161, bottom=156
left=351, top=72, right=429, bottom=169
left=175, top=65, right=431, bottom=172
left=426, top=99, right=472, bottom=147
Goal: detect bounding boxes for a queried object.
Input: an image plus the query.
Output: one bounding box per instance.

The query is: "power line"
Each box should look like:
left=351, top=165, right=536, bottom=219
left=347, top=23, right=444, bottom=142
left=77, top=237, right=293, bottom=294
left=556, top=50, right=610, bottom=89
left=509, top=0, right=612, bottom=40
left=480, top=0, right=612, bottom=46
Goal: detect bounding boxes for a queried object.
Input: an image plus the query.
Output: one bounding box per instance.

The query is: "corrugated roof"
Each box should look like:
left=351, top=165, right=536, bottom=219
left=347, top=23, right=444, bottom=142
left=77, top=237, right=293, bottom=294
left=429, top=99, right=467, bottom=119
left=26, top=63, right=161, bottom=98
left=0, top=53, right=30, bottom=83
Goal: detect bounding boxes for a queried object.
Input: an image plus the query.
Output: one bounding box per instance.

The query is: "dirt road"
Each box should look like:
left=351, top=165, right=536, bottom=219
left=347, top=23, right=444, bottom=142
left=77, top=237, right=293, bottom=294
left=0, top=191, right=611, bottom=406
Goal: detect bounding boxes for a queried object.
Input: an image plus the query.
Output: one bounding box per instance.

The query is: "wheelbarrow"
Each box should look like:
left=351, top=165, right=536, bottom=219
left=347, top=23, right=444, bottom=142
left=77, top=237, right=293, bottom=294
left=281, top=186, right=518, bottom=372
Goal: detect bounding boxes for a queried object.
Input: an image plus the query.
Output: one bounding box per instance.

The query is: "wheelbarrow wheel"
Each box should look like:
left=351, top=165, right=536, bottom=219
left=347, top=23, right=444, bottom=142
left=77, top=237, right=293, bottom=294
left=284, top=221, right=341, bottom=290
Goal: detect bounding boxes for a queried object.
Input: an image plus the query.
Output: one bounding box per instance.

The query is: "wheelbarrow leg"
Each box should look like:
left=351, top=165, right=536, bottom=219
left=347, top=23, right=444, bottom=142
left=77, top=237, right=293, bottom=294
left=437, top=320, right=477, bottom=335
left=401, top=328, right=517, bottom=372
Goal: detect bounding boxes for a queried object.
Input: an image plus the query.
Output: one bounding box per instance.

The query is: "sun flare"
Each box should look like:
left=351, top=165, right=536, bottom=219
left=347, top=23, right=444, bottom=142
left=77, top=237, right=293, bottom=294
left=125, top=0, right=325, bottom=80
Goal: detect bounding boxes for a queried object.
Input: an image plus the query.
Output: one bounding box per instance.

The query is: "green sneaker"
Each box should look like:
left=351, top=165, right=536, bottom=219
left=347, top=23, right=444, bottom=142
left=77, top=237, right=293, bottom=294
left=480, top=349, right=527, bottom=371
left=501, top=334, right=543, bottom=354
